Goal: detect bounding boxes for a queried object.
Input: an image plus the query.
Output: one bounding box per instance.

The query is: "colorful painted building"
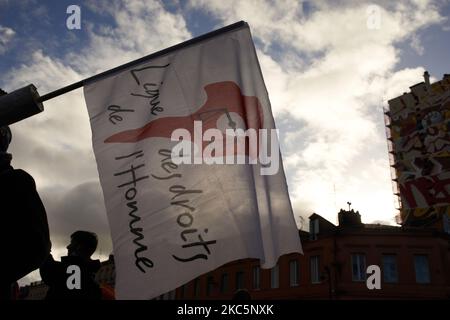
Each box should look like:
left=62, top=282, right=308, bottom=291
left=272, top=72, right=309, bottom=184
left=385, top=72, right=450, bottom=226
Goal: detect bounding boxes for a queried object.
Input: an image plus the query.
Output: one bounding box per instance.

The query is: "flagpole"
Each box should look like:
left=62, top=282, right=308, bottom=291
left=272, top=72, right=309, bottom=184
left=38, top=20, right=247, bottom=103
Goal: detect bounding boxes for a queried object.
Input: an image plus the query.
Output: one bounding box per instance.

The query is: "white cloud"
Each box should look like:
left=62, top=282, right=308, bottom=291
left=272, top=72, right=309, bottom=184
left=0, top=25, right=15, bottom=54
left=189, top=0, right=445, bottom=224
left=410, top=34, right=425, bottom=55
left=75, top=0, right=190, bottom=75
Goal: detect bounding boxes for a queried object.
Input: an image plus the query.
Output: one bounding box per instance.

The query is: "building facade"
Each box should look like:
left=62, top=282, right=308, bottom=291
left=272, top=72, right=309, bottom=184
left=20, top=210, right=450, bottom=300
left=385, top=73, right=450, bottom=226
left=175, top=209, right=450, bottom=300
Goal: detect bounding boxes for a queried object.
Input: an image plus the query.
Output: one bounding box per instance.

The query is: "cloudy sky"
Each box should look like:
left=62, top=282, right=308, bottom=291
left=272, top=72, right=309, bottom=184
left=1, top=0, right=450, bottom=284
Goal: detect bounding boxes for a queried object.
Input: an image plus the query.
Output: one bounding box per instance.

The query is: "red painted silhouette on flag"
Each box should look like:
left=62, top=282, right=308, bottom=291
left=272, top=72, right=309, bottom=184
left=105, top=81, right=264, bottom=141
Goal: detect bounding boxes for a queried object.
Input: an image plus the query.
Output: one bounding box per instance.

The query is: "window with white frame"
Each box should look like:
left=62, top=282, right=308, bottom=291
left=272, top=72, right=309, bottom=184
left=444, top=214, right=450, bottom=234
left=252, top=266, right=260, bottom=290
left=235, top=271, right=245, bottom=290
left=382, top=254, right=398, bottom=283
left=220, top=273, right=228, bottom=293
left=194, top=278, right=200, bottom=297
left=206, top=276, right=214, bottom=296
left=414, top=255, right=430, bottom=284
left=351, top=254, right=366, bottom=281
left=180, top=284, right=185, bottom=298
left=310, top=256, right=320, bottom=284
left=310, top=219, right=319, bottom=240
left=289, top=260, right=299, bottom=287
left=270, top=264, right=279, bottom=289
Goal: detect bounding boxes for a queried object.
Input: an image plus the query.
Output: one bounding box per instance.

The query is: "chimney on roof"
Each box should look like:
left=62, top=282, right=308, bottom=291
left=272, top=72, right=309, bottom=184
left=424, top=71, right=430, bottom=87
left=338, top=208, right=363, bottom=227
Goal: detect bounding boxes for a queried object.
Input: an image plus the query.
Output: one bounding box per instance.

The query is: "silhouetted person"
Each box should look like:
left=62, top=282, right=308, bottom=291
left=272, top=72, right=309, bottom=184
left=0, top=120, right=51, bottom=300
left=40, top=231, right=102, bottom=300
left=232, top=289, right=251, bottom=300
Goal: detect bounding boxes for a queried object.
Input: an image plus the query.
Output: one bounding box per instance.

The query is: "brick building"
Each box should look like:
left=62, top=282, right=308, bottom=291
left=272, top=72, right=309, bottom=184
left=20, top=209, right=450, bottom=300
left=175, top=209, right=450, bottom=300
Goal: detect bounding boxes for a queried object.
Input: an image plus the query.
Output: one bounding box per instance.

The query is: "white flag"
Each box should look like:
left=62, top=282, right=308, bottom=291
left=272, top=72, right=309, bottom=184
left=84, top=23, right=302, bottom=300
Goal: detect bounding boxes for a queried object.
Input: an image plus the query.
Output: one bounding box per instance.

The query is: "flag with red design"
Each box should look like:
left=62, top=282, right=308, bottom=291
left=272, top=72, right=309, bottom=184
left=84, top=23, right=302, bottom=299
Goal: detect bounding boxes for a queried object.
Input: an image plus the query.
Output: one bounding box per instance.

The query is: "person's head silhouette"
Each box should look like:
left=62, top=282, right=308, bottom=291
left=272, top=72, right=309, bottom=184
left=0, top=126, right=11, bottom=153
left=67, top=231, right=98, bottom=259
left=232, top=289, right=251, bottom=300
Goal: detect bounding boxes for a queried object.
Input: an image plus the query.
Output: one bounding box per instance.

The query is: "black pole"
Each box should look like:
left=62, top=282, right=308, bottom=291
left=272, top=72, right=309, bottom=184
left=38, top=21, right=247, bottom=103
left=38, top=81, right=84, bottom=102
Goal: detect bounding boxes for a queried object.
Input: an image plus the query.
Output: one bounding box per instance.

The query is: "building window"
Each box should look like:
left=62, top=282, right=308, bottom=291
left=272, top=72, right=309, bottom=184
left=193, top=278, right=200, bottom=298
left=310, top=256, right=320, bottom=284
left=220, top=273, right=228, bottom=293
left=444, top=214, right=450, bottom=234
left=206, top=276, right=214, bottom=296
left=289, top=259, right=299, bottom=287
left=252, top=266, right=260, bottom=290
left=414, top=255, right=430, bottom=284
left=179, top=285, right=185, bottom=299
left=168, top=290, right=176, bottom=300
left=271, top=264, right=279, bottom=289
left=351, top=254, right=366, bottom=282
left=310, top=219, right=319, bottom=240
left=382, top=254, right=398, bottom=283
left=235, top=271, right=245, bottom=290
